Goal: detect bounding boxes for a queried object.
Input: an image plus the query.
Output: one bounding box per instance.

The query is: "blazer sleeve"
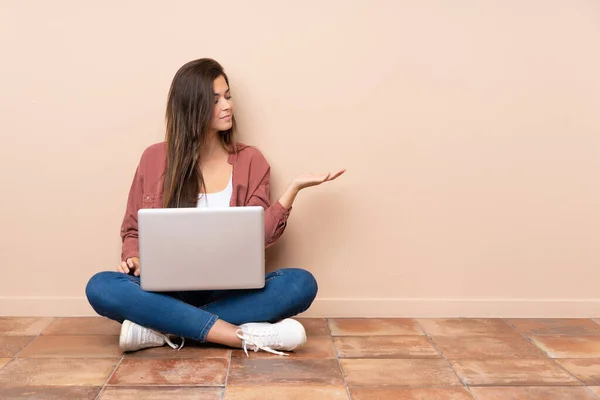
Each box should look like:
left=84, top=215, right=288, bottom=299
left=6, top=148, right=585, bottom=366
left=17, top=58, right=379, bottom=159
left=246, top=163, right=291, bottom=248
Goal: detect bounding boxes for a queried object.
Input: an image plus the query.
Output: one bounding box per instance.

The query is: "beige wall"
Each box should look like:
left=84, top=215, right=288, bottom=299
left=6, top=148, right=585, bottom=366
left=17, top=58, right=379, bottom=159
left=1, top=0, right=599, bottom=317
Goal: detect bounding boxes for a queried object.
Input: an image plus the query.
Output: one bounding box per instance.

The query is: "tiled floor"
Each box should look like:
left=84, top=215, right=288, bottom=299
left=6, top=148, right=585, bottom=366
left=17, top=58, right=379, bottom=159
left=0, top=317, right=599, bottom=399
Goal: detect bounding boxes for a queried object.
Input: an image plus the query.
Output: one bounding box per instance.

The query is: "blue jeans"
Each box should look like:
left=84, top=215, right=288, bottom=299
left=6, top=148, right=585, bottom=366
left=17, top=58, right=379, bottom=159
left=85, top=268, right=318, bottom=342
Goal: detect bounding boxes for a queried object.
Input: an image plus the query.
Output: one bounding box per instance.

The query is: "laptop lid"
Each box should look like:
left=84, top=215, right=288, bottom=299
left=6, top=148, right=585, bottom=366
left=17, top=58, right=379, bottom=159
left=138, top=206, right=265, bottom=292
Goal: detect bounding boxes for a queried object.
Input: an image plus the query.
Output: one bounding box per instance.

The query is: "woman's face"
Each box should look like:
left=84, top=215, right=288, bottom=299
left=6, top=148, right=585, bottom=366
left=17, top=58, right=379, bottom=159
left=210, top=75, right=233, bottom=133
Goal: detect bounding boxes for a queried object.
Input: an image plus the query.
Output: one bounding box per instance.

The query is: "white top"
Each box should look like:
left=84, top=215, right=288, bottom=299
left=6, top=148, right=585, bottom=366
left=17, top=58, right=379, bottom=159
left=197, top=174, right=232, bottom=208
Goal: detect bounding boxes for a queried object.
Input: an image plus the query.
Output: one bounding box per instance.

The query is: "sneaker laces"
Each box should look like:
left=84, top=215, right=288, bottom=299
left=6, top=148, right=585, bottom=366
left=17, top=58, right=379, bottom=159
left=142, top=327, right=185, bottom=351
left=236, top=328, right=288, bottom=357
left=168, top=335, right=185, bottom=351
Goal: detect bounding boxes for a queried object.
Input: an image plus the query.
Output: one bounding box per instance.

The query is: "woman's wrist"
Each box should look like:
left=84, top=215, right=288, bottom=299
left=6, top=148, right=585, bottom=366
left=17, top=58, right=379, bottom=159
left=277, top=182, right=300, bottom=210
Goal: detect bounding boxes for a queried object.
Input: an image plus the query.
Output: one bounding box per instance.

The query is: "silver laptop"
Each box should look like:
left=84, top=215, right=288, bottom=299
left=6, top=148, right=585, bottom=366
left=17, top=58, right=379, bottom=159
left=138, top=206, right=265, bottom=292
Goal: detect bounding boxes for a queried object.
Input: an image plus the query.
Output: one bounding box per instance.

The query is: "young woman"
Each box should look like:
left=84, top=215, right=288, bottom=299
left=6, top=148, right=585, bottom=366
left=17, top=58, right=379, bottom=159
left=85, top=58, right=345, bottom=356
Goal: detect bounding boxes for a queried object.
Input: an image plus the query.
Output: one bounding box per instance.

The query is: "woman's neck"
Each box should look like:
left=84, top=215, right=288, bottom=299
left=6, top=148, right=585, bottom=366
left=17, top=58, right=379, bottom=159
left=200, top=132, right=225, bottom=161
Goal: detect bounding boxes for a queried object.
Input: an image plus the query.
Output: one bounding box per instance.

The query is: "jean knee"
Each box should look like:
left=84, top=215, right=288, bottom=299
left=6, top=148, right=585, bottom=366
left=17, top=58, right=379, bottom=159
left=282, top=268, right=318, bottom=308
left=85, top=271, right=121, bottom=311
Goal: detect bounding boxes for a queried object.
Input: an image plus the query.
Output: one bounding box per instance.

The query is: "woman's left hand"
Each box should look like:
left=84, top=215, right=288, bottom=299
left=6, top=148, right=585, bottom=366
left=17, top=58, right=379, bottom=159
left=292, top=169, right=346, bottom=191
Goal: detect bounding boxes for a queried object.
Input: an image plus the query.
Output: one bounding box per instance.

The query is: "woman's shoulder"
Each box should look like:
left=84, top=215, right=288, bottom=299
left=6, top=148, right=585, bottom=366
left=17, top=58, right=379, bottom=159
left=141, top=141, right=167, bottom=160
left=135, top=142, right=167, bottom=176
left=234, top=142, right=270, bottom=167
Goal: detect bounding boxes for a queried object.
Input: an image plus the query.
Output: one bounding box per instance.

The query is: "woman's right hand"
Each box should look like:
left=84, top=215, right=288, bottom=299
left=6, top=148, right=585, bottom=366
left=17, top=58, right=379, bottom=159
left=117, top=257, right=140, bottom=276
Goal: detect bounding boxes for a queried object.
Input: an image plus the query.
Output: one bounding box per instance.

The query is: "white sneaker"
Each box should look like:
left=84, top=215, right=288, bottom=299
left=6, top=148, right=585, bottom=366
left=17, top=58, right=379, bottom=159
left=236, top=318, right=307, bottom=356
left=119, top=320, right=184, bottom=352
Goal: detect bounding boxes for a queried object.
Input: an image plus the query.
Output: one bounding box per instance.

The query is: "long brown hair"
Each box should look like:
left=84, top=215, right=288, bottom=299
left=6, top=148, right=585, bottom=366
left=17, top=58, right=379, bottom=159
left=162, top=58, right=237, bottom=208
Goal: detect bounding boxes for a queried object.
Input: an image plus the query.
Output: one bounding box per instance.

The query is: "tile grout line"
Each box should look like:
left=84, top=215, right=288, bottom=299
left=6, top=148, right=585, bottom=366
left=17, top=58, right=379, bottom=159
left=95, top=354, right=125, bottom=400
left=343, top=384, right=560, bottom=389
left=326, top=318, right=353, bottom=400
left=0, top=357, right=13, bottom=372
left=0, top=318, right=56, bottom=385
left=222, top=349, right=232, bottom=400
left=10, top=317, right=57, bottom=359
left=502, top=318, right=599, bottom=399
left=413, top=319, right=477, bottom=399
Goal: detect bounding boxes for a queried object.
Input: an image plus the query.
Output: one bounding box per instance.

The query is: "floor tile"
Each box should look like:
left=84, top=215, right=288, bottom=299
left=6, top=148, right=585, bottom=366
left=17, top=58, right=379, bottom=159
left=233, top=336, right=336, bottom=359
left=297, top=318, right=330, bottom=336
left=418, top=318, right=517, bottom=337
left=126, top=344, right=230, bottom=359
left=432, top=335, right=546, bottom=359
left=0, top=318, right=55, bottom=336
left=108, top=358, right=227, bottom=386
left=328, top=318, right=423, bottom=336
left=334, top=336, right=440, bottom=358
left=0, top=336, right=35, bottom=357
left=340, top=359, right=461, bottom=387
left=555, top=359, right=600, bottom=385
left=225, top=385, right=349, bottom=399
left=0, top=358, right=11, bottom=369
left=100, top=386, right=223, bottom=399
left=589, top=386, right=600, bottom=395
left=18, top=335, right=121, bottom=358
left=0, top=358, right=118, bottom=386
left=593, top=319, right=600, bottom=325
left=531, top=336, right=600, bottom=358
left=470, top=387, right=597, bottom=400
left=43, top=317, right=121, bottom=335
left=0, top=386, right=101, bottom=400
left=507, top=319, right=600, bottom=336
left=350, top=388, right=473, bottom=400
left=228, top=358, right=344, bottom=386
left=450, top=359, right=579, bottom=386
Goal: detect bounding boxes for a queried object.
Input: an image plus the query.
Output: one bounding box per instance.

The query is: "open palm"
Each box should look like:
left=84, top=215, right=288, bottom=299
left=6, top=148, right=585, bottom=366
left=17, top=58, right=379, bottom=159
left=293, top=169, right=346, bottom=190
